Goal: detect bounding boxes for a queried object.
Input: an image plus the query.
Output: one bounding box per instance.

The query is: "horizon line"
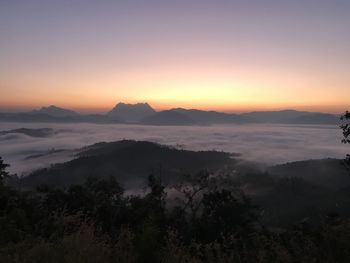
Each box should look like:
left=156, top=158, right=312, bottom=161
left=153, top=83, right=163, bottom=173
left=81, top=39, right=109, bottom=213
left=0, top=102, right=346, bottom=115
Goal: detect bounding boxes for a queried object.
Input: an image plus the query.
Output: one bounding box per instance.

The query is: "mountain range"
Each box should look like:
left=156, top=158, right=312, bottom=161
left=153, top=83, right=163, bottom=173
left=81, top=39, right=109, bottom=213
left=0, top=103, right=341, bottom=125
left=31, top=105, right=78, bottom=118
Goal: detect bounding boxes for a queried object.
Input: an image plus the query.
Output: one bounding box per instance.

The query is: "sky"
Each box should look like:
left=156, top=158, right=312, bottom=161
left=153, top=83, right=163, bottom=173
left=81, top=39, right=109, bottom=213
left=1, top=0, right=349, bottom=113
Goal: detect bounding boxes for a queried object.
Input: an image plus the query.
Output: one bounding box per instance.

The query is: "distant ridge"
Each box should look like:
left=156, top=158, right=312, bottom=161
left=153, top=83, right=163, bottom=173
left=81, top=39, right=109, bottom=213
left=0, top=102, right=341, bottom=125
left=0, top=128, right=55, bottom=138
left=31, top=105, right=78, bottom=117
left=171, top=108, right=251, bottom=124
left=242, top=110, right=340, bottom=124
left=141, top=110, right=195, bottom=125
left=241, top=110, right=311, bottom=123
left=288, top=113, right=340, bottom=124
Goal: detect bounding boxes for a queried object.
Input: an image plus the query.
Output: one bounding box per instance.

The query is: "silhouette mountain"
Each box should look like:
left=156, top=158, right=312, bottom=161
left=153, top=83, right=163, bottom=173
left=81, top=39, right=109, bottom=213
left=107, top=102, right=156, bottom=122
left=21, top=140, right=237, bottom=188
left=31, top=105, right=79, bottom=117
left=0, top=106, right=120, bottom=123
left=0, top=112, right=77, bottom=123
left=288, top=113, right=340, bottom=124
left=242, top=110, right=310, bottom=123
left=267, top=158, right=349, bottom=190
left=0, top=103, right=340, bottom=125
left=0, top=128, right=56, bottom=138
left=141, top=110, right=196, bottom=125
left=242, top=110, right=339, bottom=124
left=172, top=108, right=251, bottom=124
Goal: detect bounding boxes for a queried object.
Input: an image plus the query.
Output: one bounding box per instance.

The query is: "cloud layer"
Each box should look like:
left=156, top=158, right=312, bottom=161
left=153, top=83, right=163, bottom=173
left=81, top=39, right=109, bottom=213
left=0, top=122, right=347, bottom=175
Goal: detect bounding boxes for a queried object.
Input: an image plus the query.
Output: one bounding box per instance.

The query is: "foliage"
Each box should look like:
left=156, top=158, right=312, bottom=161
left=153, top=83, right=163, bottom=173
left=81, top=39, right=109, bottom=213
left=0, top=157, right=10, bottom=185
left=22, top=140, right=236, bottom=189
left=1, top=157, right=350, bottom=262
left=341, top=111, right=350, bottom=171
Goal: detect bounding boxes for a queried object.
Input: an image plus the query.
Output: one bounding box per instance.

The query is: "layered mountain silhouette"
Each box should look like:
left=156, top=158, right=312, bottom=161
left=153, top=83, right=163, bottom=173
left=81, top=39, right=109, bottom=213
left=0, top=103, right=340, bottom=125
left=172, top=108, right=251, bottom=124
left=141, top=110, right=195, bottom=125
left=31, top=105, right=78, bottom=118
left=0, top=128, right=56, bottom=138
left=242, top=110, right=340, bottom=124
left=108, top=102, right=155, bottom=122
left=241, top=110, right=310, bottom=123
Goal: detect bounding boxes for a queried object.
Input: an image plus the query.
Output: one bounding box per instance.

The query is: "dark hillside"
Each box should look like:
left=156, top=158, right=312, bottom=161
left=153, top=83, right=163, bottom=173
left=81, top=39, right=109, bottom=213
left=267, top=158, right=349, bottom=189
left=22, top=140, right=237, bottom=189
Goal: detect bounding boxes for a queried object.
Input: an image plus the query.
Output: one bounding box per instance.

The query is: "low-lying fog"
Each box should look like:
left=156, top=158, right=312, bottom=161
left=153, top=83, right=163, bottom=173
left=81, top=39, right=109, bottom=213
left=0, top=122, right=347, bottom=175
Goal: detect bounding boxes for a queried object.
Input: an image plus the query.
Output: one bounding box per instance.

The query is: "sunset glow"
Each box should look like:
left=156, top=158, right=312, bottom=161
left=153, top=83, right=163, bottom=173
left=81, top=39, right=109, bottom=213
left=1, top=0, right=349, bottom=113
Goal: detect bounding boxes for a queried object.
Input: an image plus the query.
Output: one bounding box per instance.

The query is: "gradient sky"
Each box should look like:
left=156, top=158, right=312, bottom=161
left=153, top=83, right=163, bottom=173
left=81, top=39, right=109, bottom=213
left=1, top=0, right=349, bottom=113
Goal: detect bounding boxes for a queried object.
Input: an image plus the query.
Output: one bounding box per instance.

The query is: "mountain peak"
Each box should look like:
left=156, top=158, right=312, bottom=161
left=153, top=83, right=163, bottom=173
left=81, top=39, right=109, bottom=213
left=31, top=105, right=78, bottom=117
left=116, top=102, right=151, bottom=107
left=108, top=102, right=156, bottom=122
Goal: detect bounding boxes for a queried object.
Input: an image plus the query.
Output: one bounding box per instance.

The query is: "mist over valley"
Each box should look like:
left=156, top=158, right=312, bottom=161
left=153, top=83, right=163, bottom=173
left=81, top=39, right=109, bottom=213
left=0, top=121, right=346, bottom=176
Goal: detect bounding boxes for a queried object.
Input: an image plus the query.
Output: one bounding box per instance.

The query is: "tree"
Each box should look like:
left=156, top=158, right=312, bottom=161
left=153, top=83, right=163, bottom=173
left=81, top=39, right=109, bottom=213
left=198, top=189, right=258, bottom=243
left=341, top=111, right=350, bottom=171
left=0, top=157, right=10, bottom=186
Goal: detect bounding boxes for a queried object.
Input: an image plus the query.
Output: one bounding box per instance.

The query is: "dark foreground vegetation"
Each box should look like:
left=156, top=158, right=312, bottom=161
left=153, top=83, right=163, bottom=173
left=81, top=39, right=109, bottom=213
left=0, top=111, right=348, bottom=262
left=2, top=157, right=350, bottom=263
left=20, top=140, right=239, bottom=189
left=16, top=140, right=350, bottom=228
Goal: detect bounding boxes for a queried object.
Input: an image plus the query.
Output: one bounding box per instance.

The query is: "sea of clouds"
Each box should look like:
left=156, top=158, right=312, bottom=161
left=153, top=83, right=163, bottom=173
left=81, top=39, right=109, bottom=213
left=0, top=122, right=348, bottom=175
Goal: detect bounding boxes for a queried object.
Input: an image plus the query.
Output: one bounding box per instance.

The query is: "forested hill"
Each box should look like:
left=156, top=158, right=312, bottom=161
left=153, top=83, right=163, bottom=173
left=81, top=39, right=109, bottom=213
left=267, top=158, right=349, bottom=189
left=21, top=140, right=239, bottom=189
left=10, top=140, right=350, bottom=228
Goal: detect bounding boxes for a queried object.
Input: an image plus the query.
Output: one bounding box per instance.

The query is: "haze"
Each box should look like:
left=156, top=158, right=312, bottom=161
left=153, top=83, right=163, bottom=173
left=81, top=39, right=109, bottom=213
left=1, top=0, right=349, bottom=113
left=0, top=122, right=347, bottom=175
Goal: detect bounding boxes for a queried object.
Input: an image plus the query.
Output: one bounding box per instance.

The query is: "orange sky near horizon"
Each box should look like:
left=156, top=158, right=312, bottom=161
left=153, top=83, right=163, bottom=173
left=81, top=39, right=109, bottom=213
left=1, top=61, right=348, bottom=114
left=1, top=0, right=349, bottom=114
